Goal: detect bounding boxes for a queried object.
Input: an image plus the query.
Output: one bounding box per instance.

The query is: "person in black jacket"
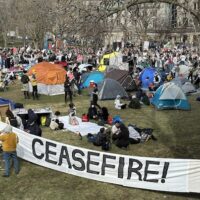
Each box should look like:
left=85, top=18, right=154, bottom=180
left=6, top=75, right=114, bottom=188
left=21, top=70, right=30, bottom=99
left=87, top=127, right=106, bottom=146
left=92, top=83, right=101, bottom=109
left=64, top=76, right=72, bottom=103
left=27, top=109, right=42, bottom=137
left=87, top=101, right=98, bottom=120
left=112, top=121, right=129, bottom=148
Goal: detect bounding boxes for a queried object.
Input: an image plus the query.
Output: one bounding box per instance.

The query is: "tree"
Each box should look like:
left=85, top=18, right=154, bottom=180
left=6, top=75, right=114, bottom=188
left=15, top=0, right=53, bottom=49
left=0, top=0, right=16, bottom=47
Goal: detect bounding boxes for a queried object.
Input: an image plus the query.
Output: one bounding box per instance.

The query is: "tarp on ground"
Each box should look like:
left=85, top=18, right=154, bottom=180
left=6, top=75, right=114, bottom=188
left=59, top=116, right=103, bottom=136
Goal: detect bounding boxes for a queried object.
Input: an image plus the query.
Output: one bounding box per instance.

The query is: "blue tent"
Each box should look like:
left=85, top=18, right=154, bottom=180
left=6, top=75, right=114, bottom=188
left=139, top=67, right=156, bottom=88
left=151, top=82, right=190, bottom=110
left=0, top=97, right=15, bottom=109
left=81, top=71, right=104, bottom=88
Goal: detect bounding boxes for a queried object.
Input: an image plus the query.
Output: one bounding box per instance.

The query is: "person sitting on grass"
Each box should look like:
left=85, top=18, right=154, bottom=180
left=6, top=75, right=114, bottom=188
left=87, top=101, right=98, bottom=120
left=128, top=124, right=157, bottom=144
left=98, top=106, right=109, bottom=124
left=112, top=121, right=129, bottom=149
left=87, top=128, right=111, bottom=150
left=114, top=95, right=127, bottom=109
left=68, top=103, right=79, bottom=125
left=87, top=127, right=106, bottom=146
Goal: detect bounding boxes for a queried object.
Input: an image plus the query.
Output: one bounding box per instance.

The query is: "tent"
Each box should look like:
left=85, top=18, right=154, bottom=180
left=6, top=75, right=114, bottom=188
left=0, top=97, right=15, bottom=109
left=81, top=71, right=104, bottom=88
left=28, top=62, right=67, bottom=95
left=171, top=78, right=196, bottom=94
left=178, top=65, right=190, bottom=78
left=98, top=52, right=119, bottom=72
left=98, top=78, right=128, bottom=100
left=139, top=67, right=157, bottom=88
left=98, top=52, right=129, bottom=72
left=106, top=69, right=137, bottom=91
left=172, top=64, right=190, bottom=78
left=151, top=82, right=190, bottom=110
left=182, top=82, right=196, bottom=94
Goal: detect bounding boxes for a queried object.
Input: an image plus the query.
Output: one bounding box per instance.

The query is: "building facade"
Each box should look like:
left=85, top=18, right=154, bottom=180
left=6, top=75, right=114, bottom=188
left=103, top=0, right=200, bottom=48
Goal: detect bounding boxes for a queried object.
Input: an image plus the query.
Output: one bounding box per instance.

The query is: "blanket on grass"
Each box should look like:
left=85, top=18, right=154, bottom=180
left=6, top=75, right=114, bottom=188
left=59, top=116, right=102, bottom=136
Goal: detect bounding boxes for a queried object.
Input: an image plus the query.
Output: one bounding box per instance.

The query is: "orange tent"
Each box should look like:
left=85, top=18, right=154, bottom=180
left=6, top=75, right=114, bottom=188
left=28, top=62, right=66, bottom=85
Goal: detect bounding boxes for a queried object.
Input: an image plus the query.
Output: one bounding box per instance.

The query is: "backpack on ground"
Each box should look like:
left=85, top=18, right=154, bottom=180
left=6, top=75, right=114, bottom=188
left=128, top=98, right=141, bottom=109
left=40, top=116, right=47, bottom=126
left=9, top=117, right=18, bottom=128
left=58, top=122, right=64, bottom=129
left=14, top=103, right=24, bottom=109
left=196, top=97, right=200, bottom=101
left=102, top=140, right=111, bottom=151
left=82, top=114, right=89, bottom=122
left=45, top=117, right=51, bottom=127
left=141, top=95, right=150, bottom=106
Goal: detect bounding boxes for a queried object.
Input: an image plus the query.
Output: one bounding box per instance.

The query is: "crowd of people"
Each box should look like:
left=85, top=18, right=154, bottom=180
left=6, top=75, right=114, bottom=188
left=1, top=42, right=200, bottom=177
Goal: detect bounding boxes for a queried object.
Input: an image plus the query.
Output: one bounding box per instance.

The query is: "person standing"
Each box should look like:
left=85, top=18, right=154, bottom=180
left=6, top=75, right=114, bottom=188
left=0, top=125, right=19, bottom=177
left=21, top=70, right=30, bottom=99
left=30, top=71, right=39, bottom=100
left=64, top=76, right=73, bottom=103
left=92, top=83, right=101, bottom=109
left=73, top=67, right=81, bottom=95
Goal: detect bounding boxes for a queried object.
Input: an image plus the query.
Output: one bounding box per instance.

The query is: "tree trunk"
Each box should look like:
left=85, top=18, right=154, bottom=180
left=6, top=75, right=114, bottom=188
left=3, top=33, right=7, bottom=47
left=33, top=40, right=39, bottom=49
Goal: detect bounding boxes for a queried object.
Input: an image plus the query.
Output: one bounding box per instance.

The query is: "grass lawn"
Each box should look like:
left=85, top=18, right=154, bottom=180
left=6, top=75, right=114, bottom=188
left=0, top=81, right=200, bottom=200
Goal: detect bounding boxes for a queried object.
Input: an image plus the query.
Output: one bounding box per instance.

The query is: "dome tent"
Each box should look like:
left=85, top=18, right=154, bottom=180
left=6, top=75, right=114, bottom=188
left=98, top=78, right=128, bottom=100
left=151, top=82, right=190, bottom=110
left=139, top=67, right=157, bottom=88
left=28, top=62, right=67, bottom=96
left=81, top=71, right=104, bottom=88
left=171, top=78, right=196, bottom=94
left=106, top=69, right=137, bottom=91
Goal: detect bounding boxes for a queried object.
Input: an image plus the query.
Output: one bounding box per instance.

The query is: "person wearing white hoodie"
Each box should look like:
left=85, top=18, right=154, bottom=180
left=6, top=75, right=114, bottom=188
left=114, top=95, right=126, bottom=109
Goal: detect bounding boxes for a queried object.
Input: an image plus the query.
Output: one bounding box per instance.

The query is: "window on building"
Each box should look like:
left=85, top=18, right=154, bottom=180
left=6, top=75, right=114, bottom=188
left=171, top=4, right=177, bottom=28
left=194, top=2, right=198, bottom=10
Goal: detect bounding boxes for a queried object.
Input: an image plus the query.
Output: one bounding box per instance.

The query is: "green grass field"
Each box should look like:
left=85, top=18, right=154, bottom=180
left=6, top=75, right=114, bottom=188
left=0, top=81, right=200, bottom=200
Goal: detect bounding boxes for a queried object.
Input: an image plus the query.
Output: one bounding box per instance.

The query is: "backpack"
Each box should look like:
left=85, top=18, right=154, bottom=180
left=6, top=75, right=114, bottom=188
left=40, top=116, right=47, bottom=126
left=107, top=115, right=113, bottom=125
left=9, top=117, right=18, bottom=128
left=112, top=115, right=122, bottom=123
left=14, top=103, right=24, bottom=109
left=21, top=75, right=29, bottom=84
left=102, top=140, right=111, bottom=151
left=45, top=117, right=51, bottom=127
left=58, top=122, right=64, bottom=129
left=82, top=114, right=89, bottom=122
left=128, top=98, right=141, bottom=109
left=141, top=95, right=150, bottom=106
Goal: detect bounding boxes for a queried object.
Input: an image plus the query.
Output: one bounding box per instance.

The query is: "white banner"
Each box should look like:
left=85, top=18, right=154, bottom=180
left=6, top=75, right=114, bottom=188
left=0, top=122, right=200, bottom=193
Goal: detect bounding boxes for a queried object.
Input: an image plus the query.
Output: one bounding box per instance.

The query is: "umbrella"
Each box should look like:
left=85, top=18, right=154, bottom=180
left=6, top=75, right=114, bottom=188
left=78, top=64, right=93, bottom=72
